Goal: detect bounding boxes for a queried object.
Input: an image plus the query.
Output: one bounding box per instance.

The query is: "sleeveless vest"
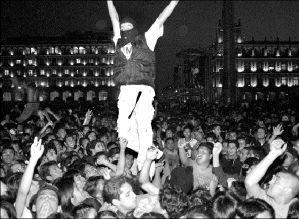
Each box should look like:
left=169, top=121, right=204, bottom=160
left=113, top=35, right=156, bottom=88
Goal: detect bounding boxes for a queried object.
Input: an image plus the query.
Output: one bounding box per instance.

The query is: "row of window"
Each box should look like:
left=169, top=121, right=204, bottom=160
left=0, top=57, right=114, bottom=67
left=1, top=68, right=114, bottom=78
left=2, top=90, right=109, bottom=102
left=0, top=78, right=116, bottom=89
left=212, top=76, right=299, bottom=88
left=0, top=46, right=115, bottom=56
left=213, top=61, right=299, bottom=73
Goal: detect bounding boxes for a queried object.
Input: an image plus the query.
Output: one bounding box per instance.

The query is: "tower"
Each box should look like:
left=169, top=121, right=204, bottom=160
left=222, top=0, right=237, bottom=103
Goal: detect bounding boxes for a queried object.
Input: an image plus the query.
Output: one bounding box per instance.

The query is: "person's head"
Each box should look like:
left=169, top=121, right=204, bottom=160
left=125, top=149, right=136, bottom=169
left=206, top=132, right=216, bottom=143
left=228, top=131, right=238, bottom=141
left=266, top=171, right=299, bottom=203
left=159, top=183, right=189, bottom=218
left=256, top=127, right=266, bottom=140
left=83, top=163, right=101, bottom=179
left=236, top=198, right=275, bottom=219
left=64, top=134, right=76, bottom=150
left=211, top=124, right=221, bottom=137
left=287, top=199, right=299, bottom=219
left=282, top=149, right=298, bottom=169
left=292, top=138, right=299, bottom=154
left=0, top=200, right=16, bottom=219
left=194, top=142, right=213, bottom=166
left=239, top=147, right=250, bottom=163
left=79, top=138, right=89, bottom=152
left=241, top=157, right=260, bottom=176
left=165, top=128, right=174, bottom=138
left=97, top=210, right=117, bottom=219
left=229, top=181, right=247, bottom=201
left=56, top=127, right=67, bottom=140
left=227, top=140, right=239, bottom=158
left=288, top=161, right=299, bottom=177
left=102, top=176, right=138, bottom=213
left=165, top=137, right=175, bottom=151
left=44, top=143, right=58, bottom=162
left=212, top=191, right=238, bottom=218
left=39, top=161, right=63, bottom=183
left=183, top=124, right=193, bottom=139
left=9, top=161, right=26, bottom=174
left=34, top=185, right=60, bottom=218
left=238, top=136, right=246, bottom=148
left=86, top=131, right=97, bottom=142
left=182, top=205, right=211, bottom=219
left=108, top=147, right=120, bottom=164
left=1, top=147, right=15, bottom=165
left=72, top=203, right=97, bottom=219
left=84, top=176, right=105, bottom=203
left=118, top=17, right=139, bottom=47
left=99, top=134, right=109, bottom=148
left=87, top=140, right=106, bottom=156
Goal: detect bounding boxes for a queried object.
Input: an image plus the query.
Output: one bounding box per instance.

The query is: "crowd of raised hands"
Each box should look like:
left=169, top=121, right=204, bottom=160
left=1, top=100, right=299, bottom=218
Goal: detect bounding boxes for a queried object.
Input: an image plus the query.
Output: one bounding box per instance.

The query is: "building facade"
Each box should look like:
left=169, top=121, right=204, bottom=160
left=206, top=20, right=299, bottom=102
left=0, top=32, right=117, bottom=103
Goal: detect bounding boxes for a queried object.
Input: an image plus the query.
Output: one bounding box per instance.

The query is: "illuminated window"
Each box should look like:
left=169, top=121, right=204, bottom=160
left=263, top=76, right=269, bottom=87
left=294, top=77, right=298, bottom=86
left=76, top=58, right=81, bottom=64
left=263, top=62, right=269, bottom=72
left=28, top=60, right=33, bottom=65
left=275, top=62, right=281, bottom=72
left=288, top=62, right=293, bottom=72
left=5, top=70, right=9, bottom=76
left=282, top=77, right=287, bottom=86
left=251, top=75, right=257, bottom=87
left=251, top=61, right=257, bottom=72
left=79, top=47, right=85, bottom=54
left=16, top=60, right=21, bottom=64
left=40, top=70, right=45, bottom=75
left=65, top=69, right=69, bottom=75
left=28, top=70, right=33, bottom=76
left=73, top=47, right=79, bottom=54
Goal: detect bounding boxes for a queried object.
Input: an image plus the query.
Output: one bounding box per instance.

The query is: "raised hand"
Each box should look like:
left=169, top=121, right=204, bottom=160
left=273, top=124, right=284, bottom=136
left=146, top=146, right=158, bottom=161
left=213, top=142, right=223, bottom=155
left=85, top=109, right=93, bottom=119
left=270, top=139, right=287, bottom=156
left=118, top=137, right=128, bottom=150
left=30, top=137, right=44, bottom=163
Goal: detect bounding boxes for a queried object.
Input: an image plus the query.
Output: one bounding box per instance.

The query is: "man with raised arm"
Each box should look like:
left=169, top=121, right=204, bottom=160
left=245, top=139, right=299, bottom=218
left=107, top=0, right=179, bottom=170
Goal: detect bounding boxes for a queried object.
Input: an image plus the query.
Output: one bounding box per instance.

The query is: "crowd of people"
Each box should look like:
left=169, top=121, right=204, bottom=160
left=0, top=99, right=299, bottom=218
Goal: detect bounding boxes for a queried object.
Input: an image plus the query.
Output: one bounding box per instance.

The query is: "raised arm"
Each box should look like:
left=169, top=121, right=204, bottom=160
left=156, top=0, right=179, bottom=27
left=139, top=147, right=160, bottom=195
left=245, top=139, right=287, bottom=197
left=107, top=0, right=121, bottom=46
left=178, top=139, right=190, bottom=166
left=15, top=137, right=44, bottom=217
left=115, top=137, right=127, bottom=176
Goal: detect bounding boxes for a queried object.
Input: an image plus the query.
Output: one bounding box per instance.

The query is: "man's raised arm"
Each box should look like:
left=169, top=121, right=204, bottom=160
left=245, top=139, right=287, bottom=197
left=107, top=0, right=121, bottom=46
left=156, top=0, right=179, bottom=27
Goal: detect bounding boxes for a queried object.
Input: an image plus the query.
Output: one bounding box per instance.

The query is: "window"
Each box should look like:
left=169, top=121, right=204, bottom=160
left=28, top=70, right=33, bottom=76
left=64, top=69, right=69, bottom=75
left=294, top=77, right=298, bottom=86
left=16, top=60, right=21, bottom=64
left=40, top=70, right=45, bottom=75
left=4, top=70, right=9, bottom=76
left=28, top=60, right=33, bottom=65
left=76, top=58, right=81, bottom=64
left=282, top=77, right=287, bottom=86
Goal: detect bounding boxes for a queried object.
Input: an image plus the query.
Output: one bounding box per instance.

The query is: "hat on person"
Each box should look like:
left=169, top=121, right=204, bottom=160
left=169, top=166, right=193, bottom=194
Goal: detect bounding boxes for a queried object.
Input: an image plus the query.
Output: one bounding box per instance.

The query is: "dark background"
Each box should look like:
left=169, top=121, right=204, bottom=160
left=1, top=0, right=299, bottom=92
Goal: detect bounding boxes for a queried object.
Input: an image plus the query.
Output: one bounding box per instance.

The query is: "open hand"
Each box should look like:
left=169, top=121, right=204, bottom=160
left=270, top=139, right=287, bottom=156
left=30, top=137, right=44, bottom=162
left=273, top=124, right=284, bottom=136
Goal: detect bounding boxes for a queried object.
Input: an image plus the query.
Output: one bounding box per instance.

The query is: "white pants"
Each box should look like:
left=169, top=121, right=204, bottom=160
left=117, top=85, right=155, bottom=171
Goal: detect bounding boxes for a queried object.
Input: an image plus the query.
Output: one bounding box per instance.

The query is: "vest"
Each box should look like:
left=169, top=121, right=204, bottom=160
left=113, top=35, right=156, bottom=88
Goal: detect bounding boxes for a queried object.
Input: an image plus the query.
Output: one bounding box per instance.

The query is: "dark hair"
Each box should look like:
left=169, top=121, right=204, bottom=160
left=206, top=132, right=217, bottom=141
left=229, top=181, right=247, bottom=201
left=102, top=176, right=138, bottom=204
left=183, top=205, right=211, bottom=219
left=5, top=172, right=23, bottom=202
left=236, top=198, right=275, bottom=219
left=227, top=140, right=239, bottom=148
left=55, top=177, right=75, bottom=217
left=188, top=187, right=212, bottom=209
left=183, top=124, right=194, bottom=132
left=141, top=212, right=166, bottom=218
left=159, top=183, right=189, bottom=218
left=39, top=161, right=58, bottom=182
left=84, top=176, right=104, bottom=198
left=72, top=203, right=95, bottom=219
left=212, top=191, right=238, bottom=218
left=0, top=200, right=16, bottom=219
left=86, top=140, right=105, bottom=156
left=287, top=199, right=299, bottom=219
left=96, top=210, right=117, bottom=219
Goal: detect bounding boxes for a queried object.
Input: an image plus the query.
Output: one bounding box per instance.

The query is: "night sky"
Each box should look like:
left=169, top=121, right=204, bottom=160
left=1, top=0, right=299, bottom=92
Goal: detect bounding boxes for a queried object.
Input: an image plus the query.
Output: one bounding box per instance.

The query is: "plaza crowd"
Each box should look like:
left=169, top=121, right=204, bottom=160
left=1, top=99, right=299, bottom=218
